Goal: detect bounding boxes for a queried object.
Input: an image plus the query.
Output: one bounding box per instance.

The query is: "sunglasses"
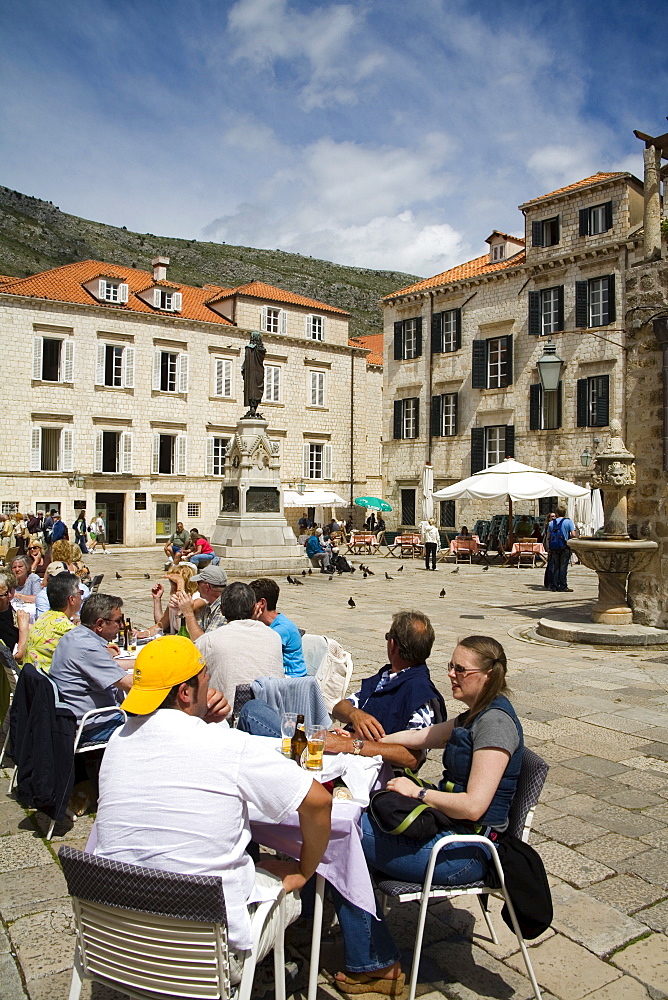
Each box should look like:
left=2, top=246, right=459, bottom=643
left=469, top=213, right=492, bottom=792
left=448, top=662, right=485, bottom=677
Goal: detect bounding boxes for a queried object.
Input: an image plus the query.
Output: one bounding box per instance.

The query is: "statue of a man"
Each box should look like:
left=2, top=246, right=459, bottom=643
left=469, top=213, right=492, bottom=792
left=241, top=331, right=266, bottom=418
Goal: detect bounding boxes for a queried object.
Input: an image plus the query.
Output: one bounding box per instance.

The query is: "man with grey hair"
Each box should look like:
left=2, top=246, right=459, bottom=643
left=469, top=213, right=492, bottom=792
left=50, top=593, right=132, bottom=746
left=195, top=581, right=283, bottom=703
left=23, top=572, right=81, bottom=673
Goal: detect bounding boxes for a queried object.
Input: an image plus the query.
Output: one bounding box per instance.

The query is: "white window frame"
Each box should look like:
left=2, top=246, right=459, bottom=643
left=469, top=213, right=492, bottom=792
left=441, top=310, right=458, bottom=353
left=261, top=306, right=287, bottom=335
left=439, top=393, right=457, bottom=436
left=588, top=205, right=607, bottom=236
left=309, top=370, right=325, bottom=407
left=152, top=432, right=187, bottom=475
left=491, top=244, right=505, bottom=261
left=213, top=358, right=233, bottom=398
left=589, top=278, right=609, bottom=328
left=485, top=426, right=506, bottom=467
left=32, top=336, right=74, bottom=384
left=541, top=287, right=560, bottom=336
left=206, top=436, right=228, bottom=476
left=487, top=337, right=507, bottom=390
left=264, top=364, right=281, bottom=403
left=306, top=314, right=324, bottom=341
left=302, top=442, right=332, bottom=480
left=403, top=398, right=418, bottom=438
left=30, top=426, right=73, bottom=472
left=153, top=350, right=189, bottom=393
left=403, top=319, right=418, bottom=360
left=98, top=279, right=129, bottom=304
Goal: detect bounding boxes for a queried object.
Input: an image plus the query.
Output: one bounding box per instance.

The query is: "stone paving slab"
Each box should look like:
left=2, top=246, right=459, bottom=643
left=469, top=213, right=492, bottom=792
left=635, top=898, right=668, bottom=934
left=0, top=831, right=54, bottom=873
left=620, top=848, right=668, bottom=889
left=8, top=901, right=77, bottom=981
left=506, top=933, right=621, bottom=999
left=536, top=841, right=615, bottom=887
left=587, top=875, right=668, bottom=914
left=0, top=862, right=69, bottom=921
left=576, top=833, right=652, bottom=868
left=581, top=978, right=653, bottom=1000
left=609, top=933, right=668, bottom=996
left=549, top=882, right=649, bottom=957
left=537, top=816, right=609, bottom=847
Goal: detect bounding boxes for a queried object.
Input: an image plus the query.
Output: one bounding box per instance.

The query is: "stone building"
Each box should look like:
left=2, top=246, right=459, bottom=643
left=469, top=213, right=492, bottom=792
left=0, top=259, right=381, bottom=545
left=382, top=172, right=646, bottom=529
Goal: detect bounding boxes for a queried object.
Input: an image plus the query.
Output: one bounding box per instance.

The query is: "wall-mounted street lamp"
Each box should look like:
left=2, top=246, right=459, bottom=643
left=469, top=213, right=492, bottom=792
left=67, top=472, right=85, bottom=490
left=580, top=449, right=592, bottom=468
left=536, top=339, right=565, bottom=392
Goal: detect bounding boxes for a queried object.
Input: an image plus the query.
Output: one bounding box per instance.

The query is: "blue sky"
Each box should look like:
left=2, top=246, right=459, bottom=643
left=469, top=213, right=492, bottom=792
left=1, top=0, right=666, bottom=276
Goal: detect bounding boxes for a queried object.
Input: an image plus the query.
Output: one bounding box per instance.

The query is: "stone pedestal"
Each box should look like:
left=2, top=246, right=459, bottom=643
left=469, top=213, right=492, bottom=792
left=211, top=416, right=308, bottom=576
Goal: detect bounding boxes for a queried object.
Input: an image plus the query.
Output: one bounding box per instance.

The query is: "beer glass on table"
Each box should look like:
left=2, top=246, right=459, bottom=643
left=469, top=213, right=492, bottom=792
left=305, top=725, right=326, bottom=772
left=280, top=713, right=297, bottom=757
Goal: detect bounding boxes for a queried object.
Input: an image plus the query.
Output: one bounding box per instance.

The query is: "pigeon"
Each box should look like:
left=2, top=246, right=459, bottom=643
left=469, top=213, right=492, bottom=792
left=385, top=572, right=393, bottom=580
left=482, top=564, right=489, bottom=571
left=348, top=597, right=356, bottom=608
left=439, top=588, right=446, bottom=598
left=363, top=572, right=368, bottom=579
left=397, top=565, right=403, bottom=572
left=287, top=576, right=295, bottom=584
left=115, top=572, right=122, bottom=579
left=143, top=573, right=150, bottom=579
left=451, top=567, right=459, bottom=574
left=328, top=575, right=333, bottom=581
left=302, top=570, right=307, bottom=576
left=366, top=567, right=374, bottom=575
left=308, top=568, right=312, bottom=575
left=293, top=578, right=303, bottom=585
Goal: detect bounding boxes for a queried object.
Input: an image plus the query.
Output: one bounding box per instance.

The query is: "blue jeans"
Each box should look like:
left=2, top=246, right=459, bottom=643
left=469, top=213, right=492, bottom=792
left=548, top=548, right=571, bottom=590
left=189, top=553, right=220, bottom=566
left=237, top=700, right=281, bottom=737
left=332, top=812, right=489, bottom=972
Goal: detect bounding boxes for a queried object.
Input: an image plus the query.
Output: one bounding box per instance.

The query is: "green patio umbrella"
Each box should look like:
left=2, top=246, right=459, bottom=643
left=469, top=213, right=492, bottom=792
left=354, top=497, right=392, bottom=511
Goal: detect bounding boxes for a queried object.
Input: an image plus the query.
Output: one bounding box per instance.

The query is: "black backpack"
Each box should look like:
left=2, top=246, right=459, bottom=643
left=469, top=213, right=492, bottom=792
left=493, top=835, right=553, bottom=939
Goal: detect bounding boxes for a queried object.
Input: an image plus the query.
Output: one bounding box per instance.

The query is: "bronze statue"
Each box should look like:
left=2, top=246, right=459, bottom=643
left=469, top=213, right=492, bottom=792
left=241, top=330, right=266, bottom=418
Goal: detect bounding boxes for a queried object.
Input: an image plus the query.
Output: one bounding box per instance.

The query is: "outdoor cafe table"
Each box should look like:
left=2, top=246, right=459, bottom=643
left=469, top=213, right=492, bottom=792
left=250, top=745, right=383, bottom=1000
left=346, top=532, right=380, bottom=555
left=448, top=535, right=481, bottom=556
left=506, top=540, right=547, bottom=565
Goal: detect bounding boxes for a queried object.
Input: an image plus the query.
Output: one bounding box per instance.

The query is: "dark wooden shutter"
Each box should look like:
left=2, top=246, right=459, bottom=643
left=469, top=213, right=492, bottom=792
left=471, top=427, right=485, bottom=474
left=431, top=394, right=442, bottom=436
left=503, top=335, right=514, bottom=387
left=575, top=281, right=589, bottom=328
left=557, top=285, right=565, bottom=331
left=528, top=291, right=541, bottom=335
left=606, top=274, right=616, bottom=324
left=576, top=378, right=588, bottom=426
left=579, top=208, right=589, bottom=237
left=529, top=383, right=541, bottom=430
left=452, top=392, right=458, bottom=435
left=393, top=399, right=403, bottom=439
left=454, top=308, right=462, bottom=351
left=595, top=376, right=609, bottom=427
left=556, top=380, right=563, bottom=428
left=472, top=340, right=487, bottom=388
left=393, top=321, right=404, bottom=360
left=415, top=317, right=423, bottom=357
left=604, top=201, right=613, bottom=231
left=531, top=221, right=543, bottom=247
left=431, top=313, right=442, bottom=353
left=505, top=424, right=515, bottom=458
left=553, top=216, right=560, bottom=244
left=413, top=398, right=419, bottom=438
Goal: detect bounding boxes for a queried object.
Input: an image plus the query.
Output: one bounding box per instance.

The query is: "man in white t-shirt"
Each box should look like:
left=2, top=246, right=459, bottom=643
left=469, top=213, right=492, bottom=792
left=195, top=581, right=283, bottom=703
left=94, top=635, right=331, bottom=980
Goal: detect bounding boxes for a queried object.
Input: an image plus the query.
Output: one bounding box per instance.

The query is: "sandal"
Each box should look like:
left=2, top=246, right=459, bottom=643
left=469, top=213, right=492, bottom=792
left=335, top=972, right=406, bottom=996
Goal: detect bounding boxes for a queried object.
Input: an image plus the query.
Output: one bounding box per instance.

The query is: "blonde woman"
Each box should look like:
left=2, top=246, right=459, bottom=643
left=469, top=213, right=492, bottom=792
left=150, top=564, right=205, bottom=635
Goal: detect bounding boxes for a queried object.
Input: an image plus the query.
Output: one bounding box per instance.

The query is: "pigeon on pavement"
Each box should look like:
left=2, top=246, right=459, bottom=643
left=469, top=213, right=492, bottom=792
left=115, top=572, right=122, bottom=579
left=348, top=596, right=356, bottom=608
left=451, top=567, right=459, bottom=574
left=385, top=572, right=393, bottom=580
left=439, top=588, right=446, bottom=598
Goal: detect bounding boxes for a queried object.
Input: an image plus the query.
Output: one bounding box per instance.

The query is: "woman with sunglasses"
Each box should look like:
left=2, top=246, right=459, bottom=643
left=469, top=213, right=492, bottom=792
left=27, top=541, right=48, bottom=578
left=332, top=635, right=523, bottom=996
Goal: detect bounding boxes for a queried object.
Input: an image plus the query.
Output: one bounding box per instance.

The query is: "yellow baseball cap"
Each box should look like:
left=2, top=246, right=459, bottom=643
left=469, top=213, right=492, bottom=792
left=122, top=635, right=206, bottom=715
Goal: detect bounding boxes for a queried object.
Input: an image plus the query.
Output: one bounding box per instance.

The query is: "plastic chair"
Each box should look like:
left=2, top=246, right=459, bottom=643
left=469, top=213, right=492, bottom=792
left=59, top=846, right=287, bottom=1000
left=517, top=541, right=539, bottom=568
left=301, top=633, right=329, bottom=676
left=375, top=747, right=549, bottom=1000
left=88, top=574, right=104, bottom=594
left=454, top=539, right=476, bottom=563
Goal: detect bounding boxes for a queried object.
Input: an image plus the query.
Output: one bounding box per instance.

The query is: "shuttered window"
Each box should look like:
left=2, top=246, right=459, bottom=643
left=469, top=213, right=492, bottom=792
left=393, top=398, right=420, bottom=439
left=575, top=275, right=616, bottom=328
left=393, top=317, right=422, bottom=360
left=213, top=358, right=233, bottom=397
left=529, top=382, right=562, bottom=430
left=528, top=287, right=564, bottom=336
left=264, top=365, right=281, bottom=402
left=471, top=336, right=513, bottom=388
left=302, top=443, right=332, bottom=480
left=431, top=393, right=458, bottom=436
left=206, top=436, right=228, bottom=476
left=579, top=201, right=613, bottom=236
left=576, top=376, right=609, bottom=427
left=309, top=370, right=325, bottom=407
left=531, top=216, right=560, bottom=247
left=471, top=425, right=514, bottom=474
left=431, top=309, right=461, bottom=353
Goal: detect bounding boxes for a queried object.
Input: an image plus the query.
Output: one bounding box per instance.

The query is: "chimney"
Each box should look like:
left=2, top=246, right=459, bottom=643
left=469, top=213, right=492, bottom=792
left=152, top=256, right=170, bottom=282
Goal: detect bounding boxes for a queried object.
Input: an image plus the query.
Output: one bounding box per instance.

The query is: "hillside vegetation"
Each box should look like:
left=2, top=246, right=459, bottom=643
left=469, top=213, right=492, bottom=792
left=0, top=185, right=420, bottom=338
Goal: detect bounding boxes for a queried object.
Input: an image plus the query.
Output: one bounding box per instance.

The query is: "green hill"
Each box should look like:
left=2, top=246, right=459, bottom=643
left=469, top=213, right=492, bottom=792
left=0, top=185, right=420, bottom=339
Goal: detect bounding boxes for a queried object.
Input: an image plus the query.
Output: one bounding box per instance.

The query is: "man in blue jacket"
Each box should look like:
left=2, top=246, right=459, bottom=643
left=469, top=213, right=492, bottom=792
left=330, top=610, right=446, bottom=740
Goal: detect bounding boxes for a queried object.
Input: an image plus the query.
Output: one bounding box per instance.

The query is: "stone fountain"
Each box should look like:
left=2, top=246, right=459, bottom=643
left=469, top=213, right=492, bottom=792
left=568, top=420, right=658, bottom=625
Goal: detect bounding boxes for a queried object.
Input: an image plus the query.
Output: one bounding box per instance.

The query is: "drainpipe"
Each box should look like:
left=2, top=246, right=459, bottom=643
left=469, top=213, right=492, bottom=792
left=427, top=292, right=434, bottom=466
left=653, top=317, right=668, bottom=472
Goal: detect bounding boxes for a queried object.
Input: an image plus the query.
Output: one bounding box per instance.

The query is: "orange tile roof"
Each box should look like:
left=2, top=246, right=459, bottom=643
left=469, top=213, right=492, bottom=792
left=209, top=280, right=350, bottom=316
left=520, top=172, right=627, bottom=207
left=485, top=230, right=525, bottom=244
left=350, top=333, right=383, bottom=366
left=0, top=275, right=15, bottom=284
left=385, top=251, right=525, bottom=299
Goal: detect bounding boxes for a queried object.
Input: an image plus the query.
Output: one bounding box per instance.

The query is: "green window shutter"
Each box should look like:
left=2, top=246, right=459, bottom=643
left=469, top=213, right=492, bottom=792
left=606, top=274, right=616, bottom=324
left=532, top=221, right=543, bottom=247
left=431, top=395, right=442, bottom=436
left=557, top=285, right=564, bottom=331
left=576, top=378, right=588, bottom=426
left=431, top=313, right=442, bottom=353
left=528, top=291, right=541, bottom=335
left=503, top=335, right=514, bottom=387
left=579, top=208, right=589, bottom=237
left=471, top=428, right=485, bottom=474
left=505, top=424, right=515, bottom=458
left=393, top=400, right=403, bottom=439
left=393, top=321, right=404, bottom=360
left=575, top=281, right=589, bottom=328
left=529, top=383, right=541, bottom=430
left=415, top=317, right=423, bottom=357
left=471, top=340, right=487, bottom=388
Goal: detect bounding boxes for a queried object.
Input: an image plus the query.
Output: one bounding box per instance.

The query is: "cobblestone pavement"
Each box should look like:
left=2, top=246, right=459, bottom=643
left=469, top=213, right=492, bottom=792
left=2, top=547, right=668, bottom=999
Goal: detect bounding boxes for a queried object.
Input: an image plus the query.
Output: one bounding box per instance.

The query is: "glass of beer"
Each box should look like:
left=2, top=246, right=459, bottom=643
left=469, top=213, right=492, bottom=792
left=280, top=713, right=297, bottom=757
left=305, top=725, right=327, bottom=772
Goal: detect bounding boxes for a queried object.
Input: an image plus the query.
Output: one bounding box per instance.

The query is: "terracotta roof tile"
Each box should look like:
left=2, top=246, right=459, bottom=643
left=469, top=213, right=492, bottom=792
left=350, top=333, right=383, bottom=366
left=520, top=172, right=627, bottom=207
left=210, top=280, right=350, bottom=316
left=485, top=230, right=525, bottom=244
left=0, top=260, right=351, bottom=327
left=385, top=251, right=525, bottom=299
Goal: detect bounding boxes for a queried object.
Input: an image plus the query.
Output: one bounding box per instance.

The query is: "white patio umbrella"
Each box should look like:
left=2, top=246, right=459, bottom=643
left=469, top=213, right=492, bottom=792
left=432, top=458, right=589, bottom=545
left=422, top=463, right=434, bottom=522
left=283, top=489, right=346, bottom=507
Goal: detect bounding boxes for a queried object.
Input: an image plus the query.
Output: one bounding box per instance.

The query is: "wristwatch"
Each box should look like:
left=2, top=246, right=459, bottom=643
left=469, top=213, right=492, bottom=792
left=417, top=788, right=428, bottom=802
left=352, top=739, right=364, bottom=755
